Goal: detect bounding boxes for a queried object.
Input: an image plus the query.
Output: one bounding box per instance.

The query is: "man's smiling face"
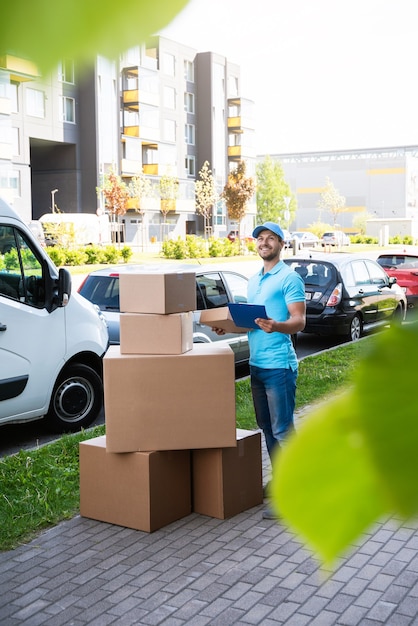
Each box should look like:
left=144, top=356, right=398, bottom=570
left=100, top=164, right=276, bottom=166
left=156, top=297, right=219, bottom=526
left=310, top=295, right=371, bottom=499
left=256, top=229, right=283, bottom=262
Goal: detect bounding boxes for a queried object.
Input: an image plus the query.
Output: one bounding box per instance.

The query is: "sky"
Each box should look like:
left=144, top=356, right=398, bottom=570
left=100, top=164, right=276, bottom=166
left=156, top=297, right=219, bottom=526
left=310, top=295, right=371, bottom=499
left=161, top=0, right=418, bottom=155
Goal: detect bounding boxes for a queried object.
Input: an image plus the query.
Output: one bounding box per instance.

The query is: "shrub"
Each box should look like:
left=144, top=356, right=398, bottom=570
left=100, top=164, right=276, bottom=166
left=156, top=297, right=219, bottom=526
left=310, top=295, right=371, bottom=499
left=102, top=245, right=120, bottom=264
left=186, top=235, right=207, bottom=258
left=63, top=249, right=88, bottom=266
left=161, top=237, right=188, bottom=259
left=46, top=247, right=67, bottom=267
left=84, top=245, right=105, bottom=264
left=120, top=245, right=133, bottom=263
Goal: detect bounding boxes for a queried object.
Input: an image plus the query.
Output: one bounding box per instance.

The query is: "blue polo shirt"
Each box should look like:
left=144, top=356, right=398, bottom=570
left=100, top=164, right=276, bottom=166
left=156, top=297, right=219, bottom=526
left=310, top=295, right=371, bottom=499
left=247, top=261, right=305, bottom=370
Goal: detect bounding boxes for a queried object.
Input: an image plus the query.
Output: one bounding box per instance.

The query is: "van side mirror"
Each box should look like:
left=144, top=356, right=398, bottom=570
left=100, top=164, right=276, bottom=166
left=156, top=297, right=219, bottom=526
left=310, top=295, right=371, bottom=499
left=58, top=268, right=72, bottom=306
left=42, top=260, right=72, bottom=311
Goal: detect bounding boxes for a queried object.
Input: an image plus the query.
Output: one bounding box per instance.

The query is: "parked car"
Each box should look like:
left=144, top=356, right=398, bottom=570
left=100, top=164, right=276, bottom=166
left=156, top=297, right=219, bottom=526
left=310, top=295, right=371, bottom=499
left=320, top=230, right=351, bottom=247
left=290, top=231, right=320, bottom=250
left=282, top=229, right=293, bottom=248
left=226, top=230, right=254, bottom=245
left=283, top=252, right=407, bottom=341
left=376, top=250, right=418, bottom=314
left=78, top=264, right=250, bottom=366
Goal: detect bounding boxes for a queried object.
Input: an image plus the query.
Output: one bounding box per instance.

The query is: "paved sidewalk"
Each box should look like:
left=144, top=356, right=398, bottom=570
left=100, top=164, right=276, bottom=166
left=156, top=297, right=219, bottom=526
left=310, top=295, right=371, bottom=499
left=1, top=436, right=417, bottom=626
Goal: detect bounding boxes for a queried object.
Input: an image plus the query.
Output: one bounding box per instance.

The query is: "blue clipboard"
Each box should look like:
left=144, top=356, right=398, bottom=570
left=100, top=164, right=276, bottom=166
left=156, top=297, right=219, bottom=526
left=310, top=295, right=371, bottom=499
left=228, top=303, right=268, bottom=330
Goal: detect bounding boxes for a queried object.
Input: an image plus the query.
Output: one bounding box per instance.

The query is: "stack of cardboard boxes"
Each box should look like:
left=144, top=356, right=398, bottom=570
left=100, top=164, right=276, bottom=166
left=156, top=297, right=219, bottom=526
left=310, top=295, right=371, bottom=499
left=80, top=270, right=263, bottom=532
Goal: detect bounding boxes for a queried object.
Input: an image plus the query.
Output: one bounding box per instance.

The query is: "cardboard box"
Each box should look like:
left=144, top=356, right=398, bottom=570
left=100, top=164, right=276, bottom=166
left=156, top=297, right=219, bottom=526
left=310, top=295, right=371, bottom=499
left=192, top=429, right=263, bottom=519
left=119, top=271, right=196, bottom=314
left=199, top=307, right=250, bottom=333
left=120, top=311, right=193, bottom=355
left=79, top=435, right=191, bottom=532
left=104, top=343, right=237, bottom=453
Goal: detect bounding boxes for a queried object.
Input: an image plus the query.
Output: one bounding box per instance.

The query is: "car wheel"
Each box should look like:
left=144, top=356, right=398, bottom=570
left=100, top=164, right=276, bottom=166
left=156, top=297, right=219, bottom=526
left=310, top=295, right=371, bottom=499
left=391, top=304, right=404, bottom=326
left=46, top=363, right=103, bottom=432
left=348, top=314, right=362, bottom=341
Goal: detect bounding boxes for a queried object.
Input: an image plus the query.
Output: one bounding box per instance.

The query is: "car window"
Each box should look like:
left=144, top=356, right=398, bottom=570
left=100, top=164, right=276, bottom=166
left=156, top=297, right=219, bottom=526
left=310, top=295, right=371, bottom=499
left=0, top=226, right=45, bottom=307
left=80, top=275, right=120, bottom=309
left=196, top=272, right=228, bottom=309
left=221, top=271, right=248, bottom=303
left=365, top=260, right=387, bottom=285
left=349, top=260, right=371, bottom=286
left=284, top=260, right=334, bottom=286
left=378, top=254, right=418, bottom=269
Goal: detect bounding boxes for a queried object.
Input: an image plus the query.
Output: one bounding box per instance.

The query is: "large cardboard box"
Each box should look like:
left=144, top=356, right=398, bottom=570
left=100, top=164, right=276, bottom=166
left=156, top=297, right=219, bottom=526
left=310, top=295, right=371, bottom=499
left=104, top=343, right=237, bottom=453
left=192, top=429, right=263, bottom=519
left=119, top=271, right=196, bottom=314
left=199, top=307, right=250, bottom=333
left=120, top=311, right=193, bottom=355
left=79, top=435, right=191, bottom=532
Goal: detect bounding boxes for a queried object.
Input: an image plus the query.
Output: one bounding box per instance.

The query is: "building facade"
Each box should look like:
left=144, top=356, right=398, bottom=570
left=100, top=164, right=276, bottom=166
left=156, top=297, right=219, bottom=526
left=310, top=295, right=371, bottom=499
left=269, top=146, right=418, bottom=242
left=0, top=37, right=256, bottom=247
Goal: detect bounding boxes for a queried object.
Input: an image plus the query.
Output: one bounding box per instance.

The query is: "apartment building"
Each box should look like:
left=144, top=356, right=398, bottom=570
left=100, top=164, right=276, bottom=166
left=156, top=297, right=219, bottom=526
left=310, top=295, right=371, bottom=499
left=0, top=37, right=256, bottom=247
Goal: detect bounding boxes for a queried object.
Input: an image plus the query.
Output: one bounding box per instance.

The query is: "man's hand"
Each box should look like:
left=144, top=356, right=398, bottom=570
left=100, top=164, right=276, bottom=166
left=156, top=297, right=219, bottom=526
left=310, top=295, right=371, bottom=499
left=255, top=317, right=275, bottom=333
left=211, top=326, right=226, bottom=336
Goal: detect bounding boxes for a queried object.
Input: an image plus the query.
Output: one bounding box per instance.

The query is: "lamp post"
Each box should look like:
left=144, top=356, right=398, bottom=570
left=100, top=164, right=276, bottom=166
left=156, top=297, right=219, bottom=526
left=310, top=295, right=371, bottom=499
left=51, top=188, right=58, bottom=213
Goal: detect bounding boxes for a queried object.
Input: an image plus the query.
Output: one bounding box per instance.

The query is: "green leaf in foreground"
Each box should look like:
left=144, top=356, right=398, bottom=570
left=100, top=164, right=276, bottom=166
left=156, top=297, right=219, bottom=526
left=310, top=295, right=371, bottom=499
left=272, top=322, right=418, bottom=564
left=1, top=0, right=189, bottom=75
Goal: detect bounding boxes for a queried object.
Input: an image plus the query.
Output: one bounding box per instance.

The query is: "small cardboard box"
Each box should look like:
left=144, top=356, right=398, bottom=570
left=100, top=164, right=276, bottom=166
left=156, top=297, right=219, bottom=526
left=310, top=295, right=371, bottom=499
left=79, top=435, right=191, bottom=532
left=119, top=271, right=196, bottom=314
left=120, top=311, right=193, bottom=355
left=192, top=429, right=263, bottom=519
left=199, top=307, right=250, bottom=333
left=104, top=343, right=237, bottom=453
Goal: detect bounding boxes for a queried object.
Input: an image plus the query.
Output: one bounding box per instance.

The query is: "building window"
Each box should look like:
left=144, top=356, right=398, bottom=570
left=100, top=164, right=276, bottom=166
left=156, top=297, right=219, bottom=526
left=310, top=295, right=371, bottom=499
left=59, top=59, right=75, bottom=84
left=0, top=169, right=21, bottom=197
left=11, top=127, right=19, bottom=156
left=163, top=85, right=176, bottom=109
left=61, top=96, right=75, bottom=123
left=185, top=155, right=195, bottom=177
left=162, top=52, right=175, bottom=76
left=163, top=119, right=176, bottom=142
left=185, top=123, right=195, bottom=145
left=26, top=88, right=45, bottom=118
left=184, top=60, right=194, bottom=82
left=184, top=92, right=195, bottom=114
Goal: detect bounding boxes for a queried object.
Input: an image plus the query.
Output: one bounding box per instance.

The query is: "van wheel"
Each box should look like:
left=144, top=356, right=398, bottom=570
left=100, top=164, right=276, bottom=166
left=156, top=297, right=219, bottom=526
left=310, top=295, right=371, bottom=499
left=46, top=364, right=103, bottom=432
left=348, top=314, right=362, bottom=341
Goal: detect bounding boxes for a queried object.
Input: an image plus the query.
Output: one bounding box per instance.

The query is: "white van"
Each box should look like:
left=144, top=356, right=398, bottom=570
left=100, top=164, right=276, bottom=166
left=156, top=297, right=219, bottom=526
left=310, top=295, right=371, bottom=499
left=39, top=212, right=111, bottom=247
left=0, top=198, right=109, bottom=432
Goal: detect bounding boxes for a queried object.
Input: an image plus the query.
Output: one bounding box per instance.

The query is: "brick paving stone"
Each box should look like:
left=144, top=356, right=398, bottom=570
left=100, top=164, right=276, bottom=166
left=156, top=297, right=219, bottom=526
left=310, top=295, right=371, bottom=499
left=1, top=439, right=417, bottom=626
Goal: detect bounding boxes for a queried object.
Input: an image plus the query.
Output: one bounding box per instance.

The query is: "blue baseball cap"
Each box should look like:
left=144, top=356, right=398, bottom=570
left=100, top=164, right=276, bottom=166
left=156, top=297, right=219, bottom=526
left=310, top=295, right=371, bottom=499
left=252, top=221, right=285, bottom=240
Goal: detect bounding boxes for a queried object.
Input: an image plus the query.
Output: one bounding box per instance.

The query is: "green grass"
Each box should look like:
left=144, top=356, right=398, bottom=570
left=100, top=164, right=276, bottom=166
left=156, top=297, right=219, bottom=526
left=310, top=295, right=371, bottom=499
left=0, top=337, right=375, bottom=552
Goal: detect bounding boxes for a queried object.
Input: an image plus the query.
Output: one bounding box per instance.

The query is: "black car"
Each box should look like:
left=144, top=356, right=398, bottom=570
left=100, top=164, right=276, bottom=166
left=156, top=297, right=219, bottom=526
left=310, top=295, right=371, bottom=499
left=283, top=253, right=407, bottom=341
left=78, top=264, right=250, bottom=366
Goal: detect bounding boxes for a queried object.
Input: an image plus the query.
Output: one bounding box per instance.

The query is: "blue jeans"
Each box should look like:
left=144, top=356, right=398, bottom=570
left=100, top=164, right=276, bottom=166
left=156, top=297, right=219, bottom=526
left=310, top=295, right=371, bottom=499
left=250, top=365, right=297, bottom=461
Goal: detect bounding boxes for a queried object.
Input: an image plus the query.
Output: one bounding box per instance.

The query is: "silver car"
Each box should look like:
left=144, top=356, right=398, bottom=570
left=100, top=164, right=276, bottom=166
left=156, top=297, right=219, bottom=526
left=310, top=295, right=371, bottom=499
left=78, top=264, right=250, bottom=366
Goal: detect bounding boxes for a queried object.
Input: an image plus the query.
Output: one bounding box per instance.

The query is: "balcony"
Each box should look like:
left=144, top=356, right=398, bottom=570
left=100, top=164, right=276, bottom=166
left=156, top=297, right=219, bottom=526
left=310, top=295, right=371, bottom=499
left=228, top=146, right=242, bottom=158
left=0, top=54, right=40, bottom=81
left=123, top=126, right=140, bottom=137
left=228, top=116, right=242, bottom=131
left=143, top=164, right=158, bottom=175
left=123, top=90, right=139, bottom=108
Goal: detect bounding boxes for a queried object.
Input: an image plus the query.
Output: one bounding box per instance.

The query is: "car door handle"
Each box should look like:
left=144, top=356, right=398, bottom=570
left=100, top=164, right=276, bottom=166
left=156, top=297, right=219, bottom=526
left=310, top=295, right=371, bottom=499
left=0, top=323, right=6, bottom=331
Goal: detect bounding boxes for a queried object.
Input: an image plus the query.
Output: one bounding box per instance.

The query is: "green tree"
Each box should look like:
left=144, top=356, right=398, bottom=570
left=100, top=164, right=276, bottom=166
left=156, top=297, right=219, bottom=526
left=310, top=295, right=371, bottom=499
left=318, top=177, right=346, bottom=227
left=353, top=210, right=374, bottom=236
left=222, top=161, right=255, bottom=238
left=96, top=168, right=129, bottom=244
left=159, top=168, right=179, bottom=238
left=128, top=169, right=154, bottom=214
left=195, top=161, right=218, bottom=238
left=256, top=155, right=296, bottom=229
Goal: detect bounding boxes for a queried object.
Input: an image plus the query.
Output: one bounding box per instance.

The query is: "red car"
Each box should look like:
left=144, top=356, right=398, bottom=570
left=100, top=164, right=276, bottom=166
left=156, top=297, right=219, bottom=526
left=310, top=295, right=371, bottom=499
left=376, top=251, right=418, bottom=314
left=227, top=230, right=254, bottom=244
